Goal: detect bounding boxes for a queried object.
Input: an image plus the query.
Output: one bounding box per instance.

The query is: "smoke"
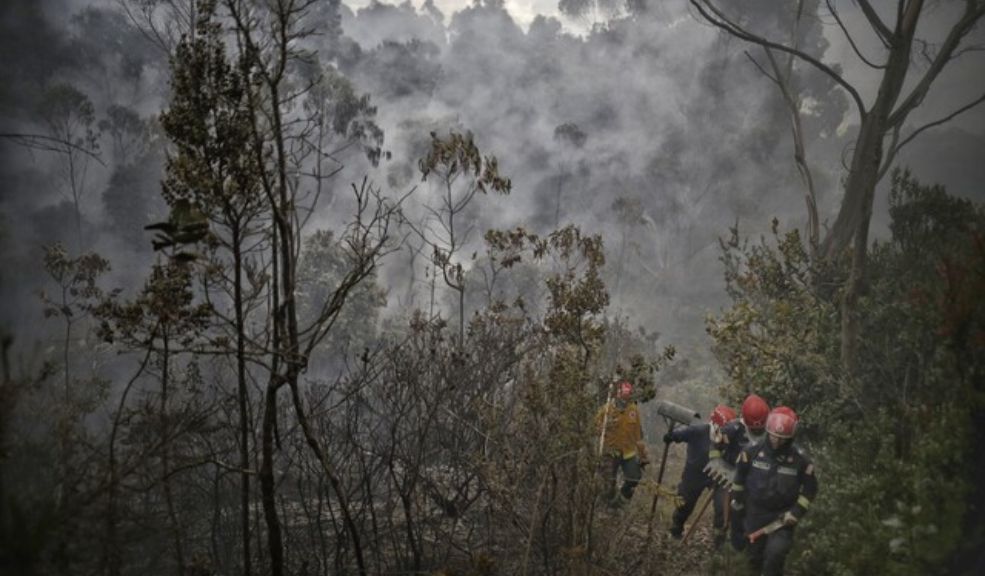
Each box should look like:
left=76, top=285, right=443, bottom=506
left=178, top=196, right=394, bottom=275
left=2, top=0, right=984, bottom=351
left=335, top=1, right=821, bottom=342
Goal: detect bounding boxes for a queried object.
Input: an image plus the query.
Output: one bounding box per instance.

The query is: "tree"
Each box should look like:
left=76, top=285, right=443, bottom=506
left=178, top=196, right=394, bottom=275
left=610, top=195, right=646, bottom=296
left=158, top=5, right=266, bottom=573
left=415, top=131, right=512, bottom=344
left=706, top=172, right=985, bottom=573
left=690, top=0, right=985, bottom=379
left=94, top=260, right=212, bottom=576
left=558, top=0, right=626, bottom=26
left=99, top=105, right=150, bottom=168
left=221, top=1, right=401, bottom=574
left=552, top=122, right=587, bottom=230
left=37, top=244, right=112, bottom=575
left=36, top=84, right=102, bottom=250
left=296, top=229, right=387, bottom=370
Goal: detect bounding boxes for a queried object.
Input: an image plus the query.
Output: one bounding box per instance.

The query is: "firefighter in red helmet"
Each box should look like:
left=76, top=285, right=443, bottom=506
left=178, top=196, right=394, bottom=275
left=705, top=393, right=771, bottom=549
left=731, top=407, right=818, bottom=576
left=664, top=404, right=737, bottom=543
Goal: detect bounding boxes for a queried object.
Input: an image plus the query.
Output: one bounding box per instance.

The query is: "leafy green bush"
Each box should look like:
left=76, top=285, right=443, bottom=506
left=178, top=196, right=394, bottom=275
left=707, top=170, right=984, bottom=574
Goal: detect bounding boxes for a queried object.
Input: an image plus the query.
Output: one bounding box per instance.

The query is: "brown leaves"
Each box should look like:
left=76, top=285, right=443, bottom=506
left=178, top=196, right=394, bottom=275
left=418, top=131, right=512, bottom=195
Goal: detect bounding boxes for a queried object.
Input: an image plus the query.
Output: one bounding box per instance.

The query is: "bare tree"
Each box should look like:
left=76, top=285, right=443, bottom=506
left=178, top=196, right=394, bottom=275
left=690, top=0, right=985, bottom=378
left=37, top=84, right=102, bottom=250
left=221, top=2, right=401, bottom=574
left=414, top=131, right=512, bottom=344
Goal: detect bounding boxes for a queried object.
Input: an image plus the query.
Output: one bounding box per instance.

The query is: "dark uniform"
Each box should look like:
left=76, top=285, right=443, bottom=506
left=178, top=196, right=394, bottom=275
left=713, top=419, right=758, bottom=467
left=667, top=423, right=724, bottom=538
left=732, top=440, right=818, bottom=576
left=709, top=419, right=764, bottom=549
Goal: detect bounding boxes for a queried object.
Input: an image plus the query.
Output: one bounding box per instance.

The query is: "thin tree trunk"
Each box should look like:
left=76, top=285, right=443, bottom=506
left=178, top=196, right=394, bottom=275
left=840, top=162, right=877, bottom=384
left=259, top=379, right=284, bottom=576
left=458, top=286, right=465, bottom=345
left=232, top=223, right=252, bottom=576
left=289, top=381, right=368, bottom=575
left=260, top=220, right=285, bottom=576
left=554, top=171, right=564, bottom=230
left=161, top=331, right=186, bottom=575
left=105, top=346, right=153, bottom=576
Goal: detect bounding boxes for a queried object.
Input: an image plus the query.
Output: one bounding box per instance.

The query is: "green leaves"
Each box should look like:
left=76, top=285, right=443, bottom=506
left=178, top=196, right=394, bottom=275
left=709, top=174, right=985, bottom=573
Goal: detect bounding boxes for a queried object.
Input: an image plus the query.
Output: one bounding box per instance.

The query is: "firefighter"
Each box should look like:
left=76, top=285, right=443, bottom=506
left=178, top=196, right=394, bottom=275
left=731, top=407, right=818, bottom=576
left=665, top=404, right=737, bottom=544
left=596, top=380, right=648, bottom=508
left=706, top=393, right=771, bottom=550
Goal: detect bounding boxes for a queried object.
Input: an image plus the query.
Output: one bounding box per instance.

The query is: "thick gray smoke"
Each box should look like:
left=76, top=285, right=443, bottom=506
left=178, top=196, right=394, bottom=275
left=2, top=0, right=984, bottom=350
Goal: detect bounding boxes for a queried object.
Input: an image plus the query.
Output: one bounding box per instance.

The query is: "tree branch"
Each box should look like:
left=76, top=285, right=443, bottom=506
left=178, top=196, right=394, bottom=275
left=887, top=1, right=985, bottom=127
left=689, top=0, right=867, bottom=118
left=743, top=51, right=780, bottom=85
left=881, top=89, right=985, bottom=178
left=0, top=133, right=106, bottom=166
left=825, top=0, right=886, bottom=69
left=856, top=0, right=894, bottom=47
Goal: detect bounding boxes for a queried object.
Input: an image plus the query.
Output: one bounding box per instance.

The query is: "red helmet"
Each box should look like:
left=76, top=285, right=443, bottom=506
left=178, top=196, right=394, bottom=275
left=616, top=381, right=633, bottom=399
left=709, top=404, right=737, bottom=427
left=766, top=408, right=798, bottom=438
left=772, top=406, right=798, bottom=422
left=741, top=394, right=770, bottom=431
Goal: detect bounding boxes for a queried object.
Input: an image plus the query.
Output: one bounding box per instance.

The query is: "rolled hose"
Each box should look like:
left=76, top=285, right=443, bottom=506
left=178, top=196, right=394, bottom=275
left=656, top=399, right=701, bottom=425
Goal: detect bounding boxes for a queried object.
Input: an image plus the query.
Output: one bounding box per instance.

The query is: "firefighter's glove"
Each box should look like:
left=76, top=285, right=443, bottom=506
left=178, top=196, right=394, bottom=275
left=782, top=511, right=798, bottom=527
left=662, top=432, right=673, bottom=444
left=636, top=441, right=650, bottom=463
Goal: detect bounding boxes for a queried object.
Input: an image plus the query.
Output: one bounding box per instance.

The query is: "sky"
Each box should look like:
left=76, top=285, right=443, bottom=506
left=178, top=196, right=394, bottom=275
left=347, top=0, right=570, bottom=30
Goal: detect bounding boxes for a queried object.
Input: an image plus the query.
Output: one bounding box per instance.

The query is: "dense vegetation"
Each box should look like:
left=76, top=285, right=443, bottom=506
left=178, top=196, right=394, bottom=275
left=708, top=171, right=985, bottom=575
left=2, top=1, right=983, bottom=575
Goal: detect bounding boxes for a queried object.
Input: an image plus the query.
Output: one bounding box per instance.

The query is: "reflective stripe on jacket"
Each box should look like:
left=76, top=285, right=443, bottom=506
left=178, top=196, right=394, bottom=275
left=732, top=440, right=818, bottom=527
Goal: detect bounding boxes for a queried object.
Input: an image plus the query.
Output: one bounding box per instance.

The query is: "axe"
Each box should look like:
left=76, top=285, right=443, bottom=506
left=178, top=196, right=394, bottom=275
left=747, top=517, right=787, bottom=544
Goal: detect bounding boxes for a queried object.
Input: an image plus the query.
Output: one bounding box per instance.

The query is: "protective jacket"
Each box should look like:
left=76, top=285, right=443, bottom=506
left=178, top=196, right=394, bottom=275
left=596, top=401, right=643, bottom=458
left=669, top=422, right=726, bottom=538
left=732, top=440, right=818, bottom=531
left=669, top=422, right=713, bottom=488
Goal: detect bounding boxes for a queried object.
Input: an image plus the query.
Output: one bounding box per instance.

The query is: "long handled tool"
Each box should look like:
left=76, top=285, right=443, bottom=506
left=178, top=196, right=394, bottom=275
left=723, top=487, right=731, bottom=531
left=681, top=488, right=714, bottom=545
left=596, top=380, right=616, bottom=457
left=644, top=400, right=701, bottom=543
left=643, top=421, right=675, bottom=547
